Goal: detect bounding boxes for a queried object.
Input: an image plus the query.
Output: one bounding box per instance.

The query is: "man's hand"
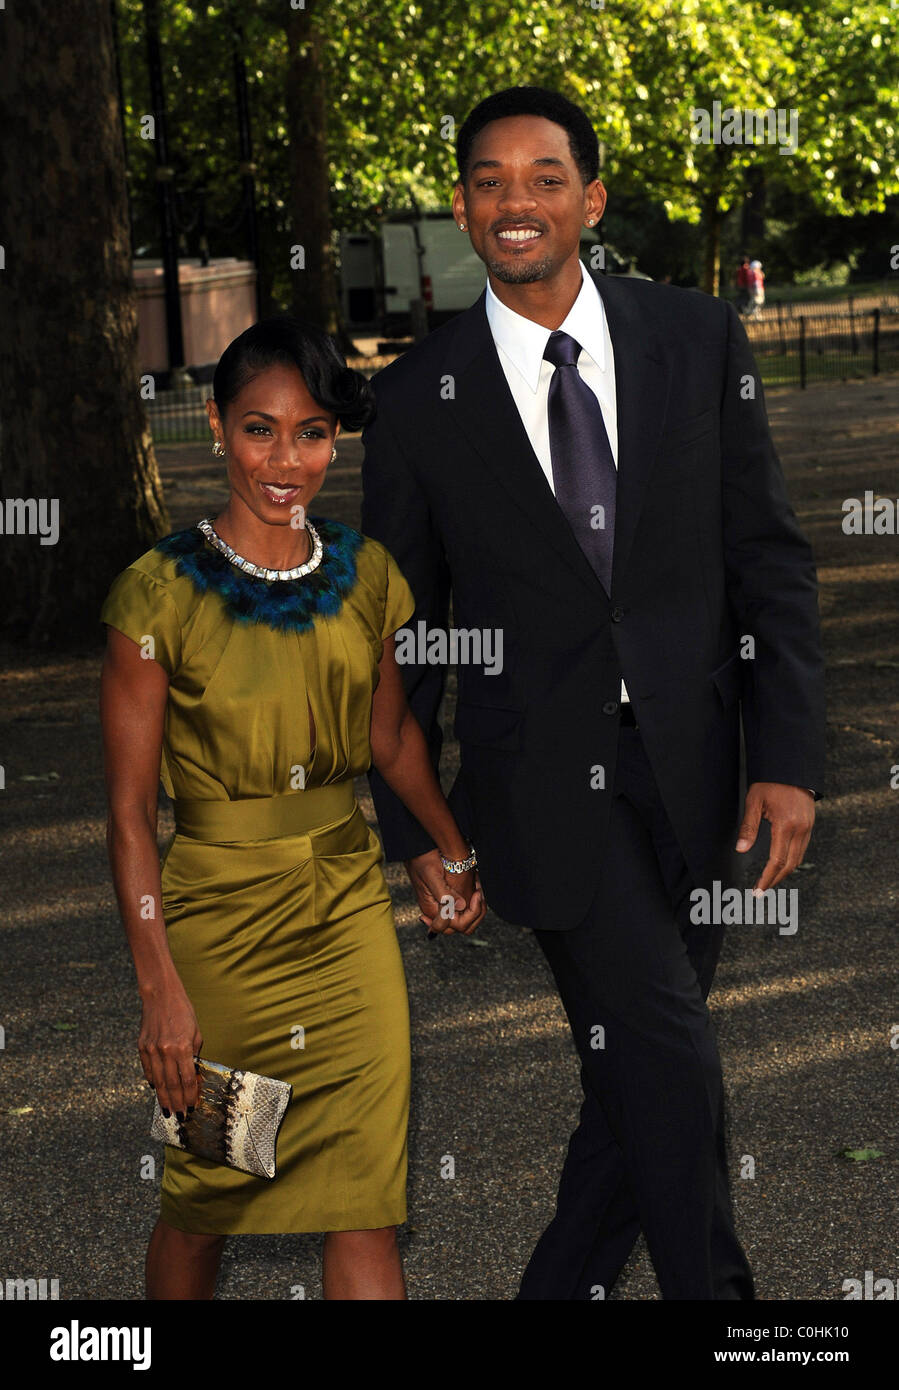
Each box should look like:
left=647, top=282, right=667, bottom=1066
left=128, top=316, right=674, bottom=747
left=736, top=782, right=816, bottom=893
left=405, top=848, right=486, bottom=936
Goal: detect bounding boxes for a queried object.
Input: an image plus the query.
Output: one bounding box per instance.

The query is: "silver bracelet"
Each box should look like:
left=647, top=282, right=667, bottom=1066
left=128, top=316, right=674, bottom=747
left=440, top=844, right=477, bottom=874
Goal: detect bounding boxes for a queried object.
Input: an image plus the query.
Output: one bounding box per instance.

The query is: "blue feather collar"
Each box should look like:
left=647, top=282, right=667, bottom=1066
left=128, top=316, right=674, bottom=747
left=155, top=517, right=363, bottom=632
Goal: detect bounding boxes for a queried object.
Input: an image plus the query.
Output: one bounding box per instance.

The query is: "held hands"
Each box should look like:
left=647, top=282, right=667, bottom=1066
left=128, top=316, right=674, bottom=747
left=138, top=983, right=204, bottom=1118
left=736, top=781, right=816, bottom=893
left=405, top=848, right=487, bottom=937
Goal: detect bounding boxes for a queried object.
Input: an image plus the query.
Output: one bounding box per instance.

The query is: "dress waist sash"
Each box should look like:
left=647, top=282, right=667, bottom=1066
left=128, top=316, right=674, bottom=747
left=172, top=780, right=357, bottom=843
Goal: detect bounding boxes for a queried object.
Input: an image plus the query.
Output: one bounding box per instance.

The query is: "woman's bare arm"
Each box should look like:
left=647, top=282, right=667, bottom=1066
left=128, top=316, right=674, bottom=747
left=370, top=633, right=485, bottom=934
left=100, top=626, right=201, bottom=1116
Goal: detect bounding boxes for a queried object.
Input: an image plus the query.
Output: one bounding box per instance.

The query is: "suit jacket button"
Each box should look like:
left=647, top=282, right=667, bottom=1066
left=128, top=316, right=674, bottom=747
left=611, top=606, right=624, bottom=622
left=602, top=700, right=619, bottom=715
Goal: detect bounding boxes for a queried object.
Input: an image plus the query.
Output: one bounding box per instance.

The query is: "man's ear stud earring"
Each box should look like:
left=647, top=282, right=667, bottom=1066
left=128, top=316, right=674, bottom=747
left=459, top=222, right=466, bottom=230
left=212, top=440, right=225, bottom=456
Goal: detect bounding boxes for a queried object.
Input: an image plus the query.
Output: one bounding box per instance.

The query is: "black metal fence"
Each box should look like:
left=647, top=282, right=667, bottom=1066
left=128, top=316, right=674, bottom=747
left=144, top=368, right=377, bottom=445
left=742, top=305, right=899, bottom=388
left=144, top=383, right=210, bottom=445
left=145, top=305, right=899, bottom=445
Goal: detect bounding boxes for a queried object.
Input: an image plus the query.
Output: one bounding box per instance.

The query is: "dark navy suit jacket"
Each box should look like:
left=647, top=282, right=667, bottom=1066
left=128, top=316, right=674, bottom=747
left=360, top=274, right=825, bottom=931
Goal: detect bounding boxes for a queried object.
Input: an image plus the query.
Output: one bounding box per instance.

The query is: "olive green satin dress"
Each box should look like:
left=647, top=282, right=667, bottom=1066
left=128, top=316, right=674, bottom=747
left=101, top=518, right=416, bottom=1234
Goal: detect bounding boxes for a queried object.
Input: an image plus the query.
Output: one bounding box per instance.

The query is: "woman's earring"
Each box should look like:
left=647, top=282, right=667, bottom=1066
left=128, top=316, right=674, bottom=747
left=212, top=440, right=225, bottom=457
left=330, top=446, right=337, bottom=463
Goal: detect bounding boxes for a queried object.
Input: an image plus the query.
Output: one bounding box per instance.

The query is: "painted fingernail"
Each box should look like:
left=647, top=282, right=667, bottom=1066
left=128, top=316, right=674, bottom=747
left=162, top=1108, right=171, bottom=1119
left=187, top=1105, right=195, bottom=1114
left=195, top=1062, right=201, bottom=1073
left=175, top=1111, right=185, bottom=1121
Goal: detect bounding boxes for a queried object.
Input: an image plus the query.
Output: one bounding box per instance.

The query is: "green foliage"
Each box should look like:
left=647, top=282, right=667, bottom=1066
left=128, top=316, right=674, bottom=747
left=115, top=0, right=897, bottom=297
left=841, top=1147, right=886, bottom=1162
left=792, top=262, right=851, bottom=287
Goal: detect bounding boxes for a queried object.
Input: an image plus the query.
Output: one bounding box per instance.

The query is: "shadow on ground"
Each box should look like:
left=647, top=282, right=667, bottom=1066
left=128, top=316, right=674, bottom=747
left=0, top=376, right=897, bottom=1300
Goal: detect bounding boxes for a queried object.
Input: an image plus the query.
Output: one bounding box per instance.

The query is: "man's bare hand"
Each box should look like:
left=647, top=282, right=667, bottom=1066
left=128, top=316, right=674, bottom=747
left=405, top=848, right=486, bottom=936
left=736, top=782, right=815, bottom=893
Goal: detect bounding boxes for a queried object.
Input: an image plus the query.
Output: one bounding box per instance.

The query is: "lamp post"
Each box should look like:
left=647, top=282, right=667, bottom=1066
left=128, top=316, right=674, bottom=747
left=109, top=0, right=134, bottom=254
left=142, top=0, right=190, bottom=388
left=227, top=3, right=263, bottom=319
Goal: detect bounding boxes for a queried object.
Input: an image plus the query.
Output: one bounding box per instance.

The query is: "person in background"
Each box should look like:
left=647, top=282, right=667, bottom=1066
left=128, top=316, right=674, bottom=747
left=748, top=259, right=766, bottom=319
left=735, top=255, right=752, bottom=314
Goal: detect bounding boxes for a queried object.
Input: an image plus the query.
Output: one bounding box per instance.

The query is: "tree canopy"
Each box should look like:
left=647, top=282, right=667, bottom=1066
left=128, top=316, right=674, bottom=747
left=115, top=0, right=897, bottom=299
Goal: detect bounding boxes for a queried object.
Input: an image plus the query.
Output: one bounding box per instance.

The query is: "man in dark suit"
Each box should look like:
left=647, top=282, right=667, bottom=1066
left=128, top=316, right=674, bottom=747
left=360, top=86, right=824, bottom=1300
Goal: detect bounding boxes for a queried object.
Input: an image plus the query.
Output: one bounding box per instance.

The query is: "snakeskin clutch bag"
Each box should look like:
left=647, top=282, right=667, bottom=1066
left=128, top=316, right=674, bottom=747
left=150, top=1057, right=292, bottom=1180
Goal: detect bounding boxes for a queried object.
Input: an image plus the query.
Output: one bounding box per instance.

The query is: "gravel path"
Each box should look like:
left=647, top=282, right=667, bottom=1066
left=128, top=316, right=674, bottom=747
left=1, top=375, right=897, bottom=1301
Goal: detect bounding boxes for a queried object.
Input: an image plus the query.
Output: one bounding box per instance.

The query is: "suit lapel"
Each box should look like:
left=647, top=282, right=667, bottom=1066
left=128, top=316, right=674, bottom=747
left=440, top=276, right=671, bottom=599
left=593, top=273, right=671, bottom=590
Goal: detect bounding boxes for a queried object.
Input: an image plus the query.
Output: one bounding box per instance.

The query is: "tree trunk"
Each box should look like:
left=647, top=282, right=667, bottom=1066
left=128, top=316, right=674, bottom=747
left=285, top=3, right=350, bottom=345
left=700, top=191, right=724, bottom=296
left=0, top=0, right=168, bottom=647
left=740, top=165, right=767, bottom=256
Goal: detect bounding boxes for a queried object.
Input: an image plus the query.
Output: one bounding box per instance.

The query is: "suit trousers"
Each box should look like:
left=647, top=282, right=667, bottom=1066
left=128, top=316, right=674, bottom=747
left=517, top=720, right=755, bottom=1300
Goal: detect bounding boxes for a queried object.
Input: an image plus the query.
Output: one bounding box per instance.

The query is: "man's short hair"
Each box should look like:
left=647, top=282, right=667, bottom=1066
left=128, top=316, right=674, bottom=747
left=456, top=86, right=600, bottom=186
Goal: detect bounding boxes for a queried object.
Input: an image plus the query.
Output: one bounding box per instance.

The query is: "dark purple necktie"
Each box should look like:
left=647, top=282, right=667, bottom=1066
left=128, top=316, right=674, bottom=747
left=544, top=330, right=617, bottom=596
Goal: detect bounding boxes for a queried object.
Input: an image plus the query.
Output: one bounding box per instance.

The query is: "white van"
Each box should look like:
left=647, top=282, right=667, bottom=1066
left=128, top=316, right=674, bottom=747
left=339, top=212, right=628, bottom=335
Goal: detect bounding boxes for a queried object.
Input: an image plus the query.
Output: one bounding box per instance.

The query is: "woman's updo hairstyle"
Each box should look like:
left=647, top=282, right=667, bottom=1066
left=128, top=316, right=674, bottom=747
left=213, top=316, right=376, bottom=433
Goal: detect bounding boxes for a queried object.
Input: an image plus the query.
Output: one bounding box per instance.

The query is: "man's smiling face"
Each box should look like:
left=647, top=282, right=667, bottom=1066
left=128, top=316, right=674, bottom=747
left=453, top=114, right=604, bottom=286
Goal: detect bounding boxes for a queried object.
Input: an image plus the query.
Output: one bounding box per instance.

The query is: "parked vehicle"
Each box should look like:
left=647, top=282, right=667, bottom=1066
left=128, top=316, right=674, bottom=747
left=339, top=212, right=641, bottom=335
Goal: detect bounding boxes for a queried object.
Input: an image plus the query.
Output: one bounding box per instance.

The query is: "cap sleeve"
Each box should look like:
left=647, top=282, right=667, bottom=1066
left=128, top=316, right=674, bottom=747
left=381, top=548, right=416, bottom=640
left=100, top=567, right=182, bottom=676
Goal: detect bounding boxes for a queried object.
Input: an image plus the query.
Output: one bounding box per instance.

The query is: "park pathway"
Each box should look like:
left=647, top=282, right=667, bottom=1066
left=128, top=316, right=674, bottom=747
left=0, top=375, right=896, bottom=1300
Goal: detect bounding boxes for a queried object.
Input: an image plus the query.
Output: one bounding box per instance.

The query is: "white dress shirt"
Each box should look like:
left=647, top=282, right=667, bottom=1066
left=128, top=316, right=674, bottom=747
left=485, top=260, right=630, bottom=703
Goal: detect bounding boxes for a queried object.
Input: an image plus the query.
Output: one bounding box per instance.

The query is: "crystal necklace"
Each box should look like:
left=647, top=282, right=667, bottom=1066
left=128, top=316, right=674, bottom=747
left=196, top=517, right=324, bottom=582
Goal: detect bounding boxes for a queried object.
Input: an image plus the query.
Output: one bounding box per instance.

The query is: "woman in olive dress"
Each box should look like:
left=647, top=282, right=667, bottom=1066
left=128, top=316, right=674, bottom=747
left=100, top=317, right=485, bottom=1300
